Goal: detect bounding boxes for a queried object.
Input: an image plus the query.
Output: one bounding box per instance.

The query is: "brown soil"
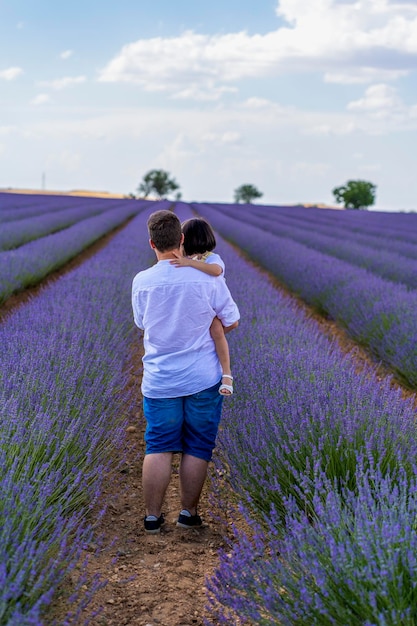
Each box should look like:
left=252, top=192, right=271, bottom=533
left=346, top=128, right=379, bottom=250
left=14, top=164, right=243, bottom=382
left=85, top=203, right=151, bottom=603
left=2, top=226, right=416, bottom=626
left=44, top=347, right=232, bottom=626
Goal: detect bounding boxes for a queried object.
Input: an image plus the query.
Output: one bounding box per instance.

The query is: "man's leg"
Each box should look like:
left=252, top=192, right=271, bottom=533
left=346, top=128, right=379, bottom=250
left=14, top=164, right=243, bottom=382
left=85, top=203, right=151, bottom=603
left=142, top=452, right=173, bottom=517
left=178, top=453, right=209, bottom=515
left=142, top=395, right=183, bottom=522
left=179, top=381, right=223, bottom=521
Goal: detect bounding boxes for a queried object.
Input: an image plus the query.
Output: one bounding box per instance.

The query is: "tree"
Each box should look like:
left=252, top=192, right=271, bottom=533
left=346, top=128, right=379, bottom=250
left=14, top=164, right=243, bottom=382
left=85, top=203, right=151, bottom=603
left=234, top=184, right=263, bottom=204
left=332, top=179, right=376, bottom=210
left=137, top=169, right=180, bottom=199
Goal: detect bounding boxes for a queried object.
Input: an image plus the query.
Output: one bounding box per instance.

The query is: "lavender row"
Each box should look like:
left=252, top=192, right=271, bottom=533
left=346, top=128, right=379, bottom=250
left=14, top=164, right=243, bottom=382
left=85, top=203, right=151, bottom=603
left=200, top=202, right=417, bottom=289
left=0, top=191, right=69, bottom=215
left=0, top=200, right=144, bottom=251
left=0, top=201, right=167, bottom=624
left=208, top=466, right=417, bottom=625
left=0, top=192, right=117, bottom=223
left=0, top=200, right=154, bottom=304
left=207, top=202, right=417, bottom=261
left=253, top=203, right=417, bottom=257
left=0, top=192, right=131, bottom=221
left=218, top=201, right=417, bottom=261
left=197, top=231, right=417, bottom=624
left=227, top=201, right=417, bottom=244
left=193, top=203, right=417, bottom=388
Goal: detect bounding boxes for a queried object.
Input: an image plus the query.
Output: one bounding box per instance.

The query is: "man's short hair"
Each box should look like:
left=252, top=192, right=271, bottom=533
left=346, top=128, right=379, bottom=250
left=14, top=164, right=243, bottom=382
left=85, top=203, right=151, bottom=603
left=147, top=210, right=182, bottom=252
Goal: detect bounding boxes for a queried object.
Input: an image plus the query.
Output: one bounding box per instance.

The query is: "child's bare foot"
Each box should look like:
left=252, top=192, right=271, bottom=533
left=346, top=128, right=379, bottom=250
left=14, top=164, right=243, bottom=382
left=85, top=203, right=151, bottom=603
left=219, top=374, right=233, bottom=396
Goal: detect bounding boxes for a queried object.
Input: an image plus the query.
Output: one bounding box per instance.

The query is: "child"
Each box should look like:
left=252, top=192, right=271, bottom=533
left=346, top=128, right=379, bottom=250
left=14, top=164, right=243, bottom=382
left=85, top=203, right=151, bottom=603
left=170, top=217, right=234, bottom=396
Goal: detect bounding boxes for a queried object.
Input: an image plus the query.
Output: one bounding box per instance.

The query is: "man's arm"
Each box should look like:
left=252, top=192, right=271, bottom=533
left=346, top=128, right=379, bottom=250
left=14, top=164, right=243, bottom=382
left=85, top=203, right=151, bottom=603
left=132, top=276, right=145, bottom=330
left=212, top=278, right=240, bottom=332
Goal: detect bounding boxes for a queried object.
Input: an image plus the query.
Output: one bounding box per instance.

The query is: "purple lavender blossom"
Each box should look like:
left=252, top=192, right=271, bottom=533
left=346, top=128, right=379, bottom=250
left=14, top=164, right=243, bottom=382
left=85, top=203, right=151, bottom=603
left=0, top=198, right=137, bottom=251
left=208, top=202, right=417, bottom=288
left=207, top=462, right=417, bottom=625
left=0, top=193, right=125, bottom=224
left=0, top=201, right=169, bottom=622
left=3, top=195, right=417, bottom=624
left=0, top=198, right=154, bottom=303
left=193, top=202, right=417, bottom=387
left=169, top=207, right=417, bottom=624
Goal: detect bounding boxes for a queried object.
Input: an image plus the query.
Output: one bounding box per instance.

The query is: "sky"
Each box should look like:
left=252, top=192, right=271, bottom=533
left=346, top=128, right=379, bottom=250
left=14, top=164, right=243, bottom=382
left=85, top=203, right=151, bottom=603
left=1, top=0, right=417, bottom=211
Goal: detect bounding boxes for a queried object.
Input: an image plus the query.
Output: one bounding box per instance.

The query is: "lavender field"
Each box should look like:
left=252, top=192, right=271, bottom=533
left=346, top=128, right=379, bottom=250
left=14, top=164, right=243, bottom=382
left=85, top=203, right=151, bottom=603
left=0, top=193, right=155, bottom=304
left=0, top=197, right=170, bottom=624
left=194, top=202, right=417, bottom=388
left=203, top=229, right=417, bottom=625
left=177, top=202, right=417, bottom=624
left=2, top=195, right=417, bottom=624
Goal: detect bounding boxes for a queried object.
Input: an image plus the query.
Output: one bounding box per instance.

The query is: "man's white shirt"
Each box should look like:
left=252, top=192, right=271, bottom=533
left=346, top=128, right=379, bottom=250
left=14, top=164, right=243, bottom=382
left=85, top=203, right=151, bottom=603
left=132, top=259, right=240, bottom=398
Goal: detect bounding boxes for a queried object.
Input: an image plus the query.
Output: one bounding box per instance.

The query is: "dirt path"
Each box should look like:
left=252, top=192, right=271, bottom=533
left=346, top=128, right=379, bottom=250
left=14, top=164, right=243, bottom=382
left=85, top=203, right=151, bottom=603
left=2, top=227, right=416, bottom=625
left=45, top=349, right=230, bottom=626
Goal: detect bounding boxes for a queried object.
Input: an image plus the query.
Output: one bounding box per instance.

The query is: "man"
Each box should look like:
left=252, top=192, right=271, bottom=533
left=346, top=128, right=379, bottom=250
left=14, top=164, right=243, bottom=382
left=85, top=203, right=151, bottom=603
left=132, top=210, right=240, bottom=534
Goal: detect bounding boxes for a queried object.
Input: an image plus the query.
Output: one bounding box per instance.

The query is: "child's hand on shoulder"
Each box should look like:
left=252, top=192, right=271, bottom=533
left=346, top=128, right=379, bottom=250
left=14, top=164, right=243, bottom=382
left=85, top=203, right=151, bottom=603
left=170, top=250, right=191, bottom=268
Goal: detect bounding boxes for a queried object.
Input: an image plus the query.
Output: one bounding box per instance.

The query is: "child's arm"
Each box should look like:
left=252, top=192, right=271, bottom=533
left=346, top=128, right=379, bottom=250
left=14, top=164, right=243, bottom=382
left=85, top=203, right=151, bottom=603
left=171, top=256, right=223, bottom=276
left=170, top=252, right=223, bottom=277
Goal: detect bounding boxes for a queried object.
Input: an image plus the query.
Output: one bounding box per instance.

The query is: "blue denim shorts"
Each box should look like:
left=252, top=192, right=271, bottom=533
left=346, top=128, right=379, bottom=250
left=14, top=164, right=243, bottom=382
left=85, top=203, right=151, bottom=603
left=143, top=381, right=224, bottom=461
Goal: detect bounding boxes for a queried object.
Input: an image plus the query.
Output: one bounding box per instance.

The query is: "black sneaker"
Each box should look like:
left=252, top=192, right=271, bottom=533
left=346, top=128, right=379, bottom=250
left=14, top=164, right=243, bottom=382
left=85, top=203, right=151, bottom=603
left=144, top=513, right=165, bottom=534
left=176, top=509, right=203, bottom=529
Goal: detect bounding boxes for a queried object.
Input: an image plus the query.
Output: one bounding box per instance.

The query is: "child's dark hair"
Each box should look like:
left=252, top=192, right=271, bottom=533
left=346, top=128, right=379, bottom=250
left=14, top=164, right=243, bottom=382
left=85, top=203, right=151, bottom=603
left=181, top=218, right=216, bottom=256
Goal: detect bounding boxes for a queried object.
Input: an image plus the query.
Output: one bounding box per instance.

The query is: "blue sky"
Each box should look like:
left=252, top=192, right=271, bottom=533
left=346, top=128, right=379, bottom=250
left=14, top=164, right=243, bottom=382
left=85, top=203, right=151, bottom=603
left=1, top=0, right=417, bottom=210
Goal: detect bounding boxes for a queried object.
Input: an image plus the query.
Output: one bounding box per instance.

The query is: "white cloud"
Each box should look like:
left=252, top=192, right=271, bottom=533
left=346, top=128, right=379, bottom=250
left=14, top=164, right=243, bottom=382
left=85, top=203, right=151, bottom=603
left=289, top=160, right=331, bottom=180
left=5, top=97, right=417, bottom=208
left=201, top=131, right=242, bottom=145
left=345, top=83, right=417, bottom=129
left=31, top=94, right=52, bottom=105
left=97, top=29, right=264, bottom=99
left=244, top=97, right=278, bottom=109
left=153, top=134, right=199, bottom=164
left=46, top=150, right=81, bottom=172
left=347, top=83, right=402, bottom=111
left=220, top=131, right=242, bottom=144
left=10, top=79, right=417, bottom=165
left=324, top=67, right=409, bottom=84
left=60, top=50, right=74, bottom=60
left=171, top=84, right=237, bottom=101
left=359, top=162, right=382, bottom=173
left=97, top=0, right=417, bottom=99
left=0, top=67, right=23, bottom=80
left=0, top=125, right=17, bottom=136
left=39, top=75, right=86, bottom=90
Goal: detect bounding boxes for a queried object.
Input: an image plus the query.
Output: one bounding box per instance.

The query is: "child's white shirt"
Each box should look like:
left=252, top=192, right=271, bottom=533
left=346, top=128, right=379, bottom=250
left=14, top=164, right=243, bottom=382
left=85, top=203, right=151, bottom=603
left=192, top=251, right=225, bottom=276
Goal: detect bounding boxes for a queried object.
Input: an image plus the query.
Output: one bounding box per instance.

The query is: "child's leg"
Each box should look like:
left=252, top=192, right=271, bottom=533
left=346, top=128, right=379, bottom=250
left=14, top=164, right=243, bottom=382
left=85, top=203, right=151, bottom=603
left=210, top=317, right=233, bottom=395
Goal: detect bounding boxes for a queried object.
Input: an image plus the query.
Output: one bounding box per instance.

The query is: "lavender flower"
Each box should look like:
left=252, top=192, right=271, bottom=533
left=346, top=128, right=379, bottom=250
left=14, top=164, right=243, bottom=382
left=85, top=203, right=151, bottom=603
left=170, top=204, right=417, bottom=625
left=207, top=461, right=417, bottom=625
left=193, top=202, right=417, bottom=387
left=0, top=197, right=153, bottom=303
left=0, top=200, right=169, bottom=622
